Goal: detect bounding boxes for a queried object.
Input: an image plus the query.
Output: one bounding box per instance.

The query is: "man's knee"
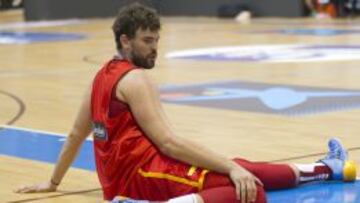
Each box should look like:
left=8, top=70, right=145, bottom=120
left=199, top=185, right=267, bottom=203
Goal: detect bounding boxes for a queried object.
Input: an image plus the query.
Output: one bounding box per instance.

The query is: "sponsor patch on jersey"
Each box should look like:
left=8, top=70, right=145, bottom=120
left=92, top=122, right=108, bottom=141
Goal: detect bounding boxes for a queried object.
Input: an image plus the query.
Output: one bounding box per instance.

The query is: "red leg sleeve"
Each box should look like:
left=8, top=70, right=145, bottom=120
left=199, top=186, right=267, bottom=203
left=233, top=158, right=297, bottom=190
left=203, top=158, right=297, bottom=191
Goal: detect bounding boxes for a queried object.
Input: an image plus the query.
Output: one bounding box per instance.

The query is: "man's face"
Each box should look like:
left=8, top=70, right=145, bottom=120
left=128, top=28, right=159, bottom=69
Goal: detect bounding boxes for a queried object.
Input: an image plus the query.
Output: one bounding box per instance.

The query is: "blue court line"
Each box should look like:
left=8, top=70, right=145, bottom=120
left=0, top=126, right=96, bottom=171
left=268, top=181, right=360, bottom=203
left=280, top=29, right=360, bottom=36
left=0, top=126, right=359, bottom=203
left=0, top=31, right=86, bottom=44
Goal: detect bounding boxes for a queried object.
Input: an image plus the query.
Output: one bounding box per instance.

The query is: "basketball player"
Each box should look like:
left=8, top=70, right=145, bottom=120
left=15, top=3, right=356, bottom=203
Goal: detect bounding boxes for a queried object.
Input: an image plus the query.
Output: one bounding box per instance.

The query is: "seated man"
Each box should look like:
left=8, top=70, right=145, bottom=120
left=110, top=138, right=356, bottom=203
left=15, top=3, right=357, bottom=203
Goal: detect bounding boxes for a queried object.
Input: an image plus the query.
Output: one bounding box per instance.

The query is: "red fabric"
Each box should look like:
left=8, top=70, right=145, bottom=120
left=233, top=158, right=297, bottom=190
left=198, top=158, right=296, bottom=203
left=129, top=154, right=207, bottom=201
left=91, top=59, right=159, bottom=200
left=199, top=186, right=267, bottom=203
left=203, top=158, right=296, bottom=190
left=123, top=156, right=294, bottom=201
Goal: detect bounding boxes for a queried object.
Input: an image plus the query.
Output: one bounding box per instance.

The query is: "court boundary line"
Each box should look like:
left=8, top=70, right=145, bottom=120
left=0, top=125, right=93, bottom=140
left=0, top=125, right=65, bottom=137
left=7, top=188, right=101, bottom=203
left=270, top=147, right=360, bottom=163
left=2, top=125, right=359, bottom=202
left=8, top=178, right=360, bottom=203
left=0, top=90, right=25, bottom=125
left=0, top=19, right=86, bottom=30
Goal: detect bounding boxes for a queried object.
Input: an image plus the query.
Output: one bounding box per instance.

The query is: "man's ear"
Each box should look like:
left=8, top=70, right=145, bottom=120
left=120, top=34, right=131, bottom=50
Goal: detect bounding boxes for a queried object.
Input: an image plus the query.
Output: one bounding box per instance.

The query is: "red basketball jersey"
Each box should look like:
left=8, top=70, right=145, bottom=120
left=91, top=58, right=158, bottom=200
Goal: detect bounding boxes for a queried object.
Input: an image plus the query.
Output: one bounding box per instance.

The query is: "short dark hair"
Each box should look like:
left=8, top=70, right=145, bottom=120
left=112, top=3, right=160, bottom=52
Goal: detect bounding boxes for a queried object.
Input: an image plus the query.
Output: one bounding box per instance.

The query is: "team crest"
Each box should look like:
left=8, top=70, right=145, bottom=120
left=92, top=122, right=108, bottom=141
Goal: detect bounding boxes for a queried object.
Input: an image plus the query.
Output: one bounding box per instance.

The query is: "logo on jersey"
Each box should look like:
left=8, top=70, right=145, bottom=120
left=92, top=122, right=108, bottom=141
left=166, top=44, right=360, bottom=63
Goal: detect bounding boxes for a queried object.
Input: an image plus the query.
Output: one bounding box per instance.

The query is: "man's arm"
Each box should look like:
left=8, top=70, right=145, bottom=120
left=15, top=87, right=93, bottom=193
left=118, top=70, right=262, bottom=202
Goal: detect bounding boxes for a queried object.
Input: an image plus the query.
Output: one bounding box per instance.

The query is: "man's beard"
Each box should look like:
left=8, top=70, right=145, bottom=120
left=131, top=50, right=156, bottom=69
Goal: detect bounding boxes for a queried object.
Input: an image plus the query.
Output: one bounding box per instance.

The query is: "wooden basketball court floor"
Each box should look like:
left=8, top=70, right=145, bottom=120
left=0, top=9, right=359, bottom=203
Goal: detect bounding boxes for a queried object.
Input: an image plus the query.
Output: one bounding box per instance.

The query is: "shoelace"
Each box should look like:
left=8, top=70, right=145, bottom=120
left=325, top=140, right=348, bottom=160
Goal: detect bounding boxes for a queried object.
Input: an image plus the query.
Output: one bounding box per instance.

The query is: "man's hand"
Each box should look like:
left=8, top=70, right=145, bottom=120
left=14, top=181, right=57, bottom=193
left=229, top=165, right=263, bottom=203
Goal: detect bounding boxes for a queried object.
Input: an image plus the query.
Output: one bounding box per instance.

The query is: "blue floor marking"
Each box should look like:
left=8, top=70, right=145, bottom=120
left=268, top=181, right=360, bottom=203
left=0, top=126, right=359, bottom=202
left=0, top=127, right=96, bottom=171
left=0, top=31, right=86, bottom=44
left=279, top=28, right=360, bottom=36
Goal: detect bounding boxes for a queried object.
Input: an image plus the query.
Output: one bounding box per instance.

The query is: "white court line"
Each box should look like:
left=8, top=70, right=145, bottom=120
left=0, top=125, right=93, bottom=140
left=0, top=19, right=86, bottom=30
left=0, top=67, right=95, bottom=78
left=0, top=124, right=65, bottom=136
